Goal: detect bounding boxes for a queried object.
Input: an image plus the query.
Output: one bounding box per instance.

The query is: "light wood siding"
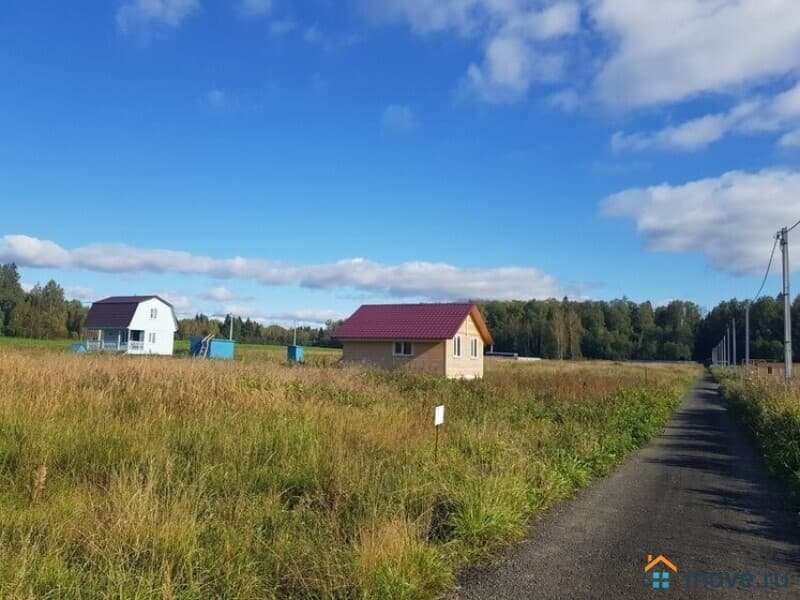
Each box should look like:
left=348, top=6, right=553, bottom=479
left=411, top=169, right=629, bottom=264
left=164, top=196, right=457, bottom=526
left=342, top=341, right=446, bottom=375
left=445, top=314, right=485, bottom=379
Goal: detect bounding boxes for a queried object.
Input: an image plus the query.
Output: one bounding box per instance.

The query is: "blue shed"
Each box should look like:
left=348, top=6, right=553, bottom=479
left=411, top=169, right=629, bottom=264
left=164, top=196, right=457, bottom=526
left=287, top=345, right=304, bottom=363
left=190, top=336, right=235, bottom=360
left=208, top=339, right=235, bottom=359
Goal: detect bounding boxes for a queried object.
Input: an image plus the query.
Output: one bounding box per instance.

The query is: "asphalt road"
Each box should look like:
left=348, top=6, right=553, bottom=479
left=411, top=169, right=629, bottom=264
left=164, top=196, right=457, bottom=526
left=456, top=376, right=800, bottom=599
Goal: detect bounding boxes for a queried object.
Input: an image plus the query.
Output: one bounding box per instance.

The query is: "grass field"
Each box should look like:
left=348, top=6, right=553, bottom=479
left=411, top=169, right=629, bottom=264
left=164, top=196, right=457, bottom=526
left=0, top=343, right=699, bottom=599
left=0, top=337, right=341, bottom=365
left=716, top=369, right=800, bottom=504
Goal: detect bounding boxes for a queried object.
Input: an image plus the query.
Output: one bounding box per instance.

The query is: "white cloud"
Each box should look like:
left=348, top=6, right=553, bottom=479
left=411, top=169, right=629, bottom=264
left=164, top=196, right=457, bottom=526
left=116, top=0, right=200, bottom=35
left=612, top=82, right=800, bottom=151
left=205, top=286, right=236, bottom=302
left=612, top=114, right=731, bottom=152
left=65, top=286, right=94, bottom=301
left=601, top=169, right=800, bottom=275
left=362, top=0, right=800, bottom=113
left=780, top=129, right=800, bottom=148
left=157, top=292, right=197, bottom=317
left=362, top=1, right=580, bottom=104
left=547, top=89, right=580, bottom=111
left=593, top=0, right=800, bottom=108
left=206, top=89, right=226, bottom=109
left=237, top=0, right=271, bottom=19
left=380, top=104, right=418, bottom=133
left=0, top=235, right=564, bottom=301
left=304, top=25, right=360, bottom=53
left=21, top=282, right=33, bottom=293
left=269, top=18, right=296, bottom=36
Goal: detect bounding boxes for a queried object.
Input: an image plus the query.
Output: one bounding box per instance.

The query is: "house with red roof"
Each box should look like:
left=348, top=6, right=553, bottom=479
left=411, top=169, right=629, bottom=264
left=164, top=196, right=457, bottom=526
left=333, top=302, right=493, bottom=378
left=84, top=296, right=178, bottom=356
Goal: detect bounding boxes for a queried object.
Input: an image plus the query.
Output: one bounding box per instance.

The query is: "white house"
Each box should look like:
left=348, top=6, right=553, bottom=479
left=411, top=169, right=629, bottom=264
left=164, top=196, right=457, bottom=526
left=84, top=296, right=178, bottom=356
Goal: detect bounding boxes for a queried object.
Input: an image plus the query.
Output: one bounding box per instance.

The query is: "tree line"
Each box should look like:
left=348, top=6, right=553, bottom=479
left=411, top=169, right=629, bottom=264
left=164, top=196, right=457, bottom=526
left=0, top=263, right=340, bottom=347
left=176, top=313, right=341, bottom=347
left=2, top=261, right=799, bottom=361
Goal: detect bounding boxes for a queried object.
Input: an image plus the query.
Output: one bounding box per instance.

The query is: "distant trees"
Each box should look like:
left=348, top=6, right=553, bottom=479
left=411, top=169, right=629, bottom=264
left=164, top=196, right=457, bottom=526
left=479, top=298, right=702, bottom=361
left=0, top=263, right=24, bottom=335
left=176, top=314, right=343, bottom=348
left=3, top=258, right=800, bottom=360
left=692, top=295, right=798, bottom=362
left=9, top=280, right=69, bottom=339
left=0, top=263, right=85, bottom=340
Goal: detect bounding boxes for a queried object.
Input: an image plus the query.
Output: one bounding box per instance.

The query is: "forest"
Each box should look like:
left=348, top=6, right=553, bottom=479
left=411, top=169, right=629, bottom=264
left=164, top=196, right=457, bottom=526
left=0, top=261, right=796, bottom=362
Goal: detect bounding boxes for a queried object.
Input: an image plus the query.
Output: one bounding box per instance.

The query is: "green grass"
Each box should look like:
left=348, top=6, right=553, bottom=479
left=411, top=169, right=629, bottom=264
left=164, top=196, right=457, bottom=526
left=716, top=369, right=800, bottom=503
left=0, top=348, right=699, bottom=599
left=0, top=336, right=341, bottom=363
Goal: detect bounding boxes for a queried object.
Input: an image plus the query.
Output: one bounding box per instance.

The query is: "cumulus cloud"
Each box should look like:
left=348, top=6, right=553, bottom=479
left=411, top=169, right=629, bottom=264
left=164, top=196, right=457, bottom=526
left=362, top=1, right=580, bottom=104
left=116, top=0, right=200, bottom=35
left=157, top=292, right=197, bottom=317
left=205, top=286, right=236, bottom=302
left=780, top=129, right=800, bottom=148
left=0, top=235, right=564, bottom=301
left=361, top=0, right=800, bottom=113
left=593, top=0, right=800, bottom=108
left=380, top=104, right=418, bottom=133
left=601, top=169, right=800, bottom=275
left=612, top=82, right=800, bottom=151
left=65, top=286, right=94, bottom=301
left=237, top=0, right=271, bottom=19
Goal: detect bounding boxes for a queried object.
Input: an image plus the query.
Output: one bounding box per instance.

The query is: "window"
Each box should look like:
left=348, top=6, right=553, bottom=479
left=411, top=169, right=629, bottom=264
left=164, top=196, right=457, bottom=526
left=470, top=338, right=479, bottom=359
left=393, top=341, right=413, bottom=356
left=148, top=332, right=157, bottom=344
left=453, top=335, right=462, bottom=357
left=150, top=308, right=158, bottom=319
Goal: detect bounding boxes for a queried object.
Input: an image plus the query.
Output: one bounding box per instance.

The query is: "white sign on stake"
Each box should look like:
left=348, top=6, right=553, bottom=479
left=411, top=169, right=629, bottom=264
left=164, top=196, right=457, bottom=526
left=434, top=405, right=445, bottom=427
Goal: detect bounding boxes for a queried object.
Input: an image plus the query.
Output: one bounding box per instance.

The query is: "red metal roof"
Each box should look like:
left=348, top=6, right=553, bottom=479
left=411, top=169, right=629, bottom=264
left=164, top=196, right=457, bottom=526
left=333, top=303, right=493, bottom=344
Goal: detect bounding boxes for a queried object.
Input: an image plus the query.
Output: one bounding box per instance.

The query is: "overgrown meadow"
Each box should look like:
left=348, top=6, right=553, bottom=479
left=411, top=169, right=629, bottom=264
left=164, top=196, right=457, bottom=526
left=716, top=369, right=800, bottom=504
left=0, top=344, right=698, bottom=599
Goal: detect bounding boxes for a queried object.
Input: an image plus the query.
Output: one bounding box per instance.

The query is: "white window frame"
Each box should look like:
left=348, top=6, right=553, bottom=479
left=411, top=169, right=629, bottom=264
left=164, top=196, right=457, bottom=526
left=392, top=341, right=413, bottom=356
left=453, top=335, right=462, bottom=357
left=148, top=332, right=156, bottom=344
left=470, top=337, right=479, bottom=359
left=150, top=307, right=158, bottom=319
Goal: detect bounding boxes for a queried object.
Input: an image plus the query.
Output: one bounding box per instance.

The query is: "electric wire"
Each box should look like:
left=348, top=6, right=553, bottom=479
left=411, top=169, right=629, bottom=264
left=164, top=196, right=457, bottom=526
left=752, top=236, right=779, bottom=303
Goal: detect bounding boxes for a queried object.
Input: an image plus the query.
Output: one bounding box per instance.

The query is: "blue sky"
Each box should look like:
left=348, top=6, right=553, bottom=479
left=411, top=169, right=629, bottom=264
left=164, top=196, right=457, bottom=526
left=2, top=0, right=800, bottom=324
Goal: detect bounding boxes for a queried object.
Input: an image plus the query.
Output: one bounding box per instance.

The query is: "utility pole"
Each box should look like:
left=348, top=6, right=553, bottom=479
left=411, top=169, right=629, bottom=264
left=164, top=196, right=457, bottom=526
left=780, top=227, right=792, bottom=381
left=728, top=324, right=733, bottom=366
left=745, top=303, right=750, bottom=367
left=732, top=318, right=737, bottom=367
left=723, top=333, right=727, bottom=366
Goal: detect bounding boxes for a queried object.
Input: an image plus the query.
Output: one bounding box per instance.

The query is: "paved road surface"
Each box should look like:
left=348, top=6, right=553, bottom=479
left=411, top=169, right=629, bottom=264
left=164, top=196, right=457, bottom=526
left=456, top=376, right=800, bottom=599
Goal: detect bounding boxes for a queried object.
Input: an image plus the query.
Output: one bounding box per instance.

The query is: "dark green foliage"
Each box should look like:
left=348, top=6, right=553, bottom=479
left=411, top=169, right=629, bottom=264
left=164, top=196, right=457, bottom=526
left=479, top=298, right=701, bottom=361
left=693, top=296, right=800, bottom=362
left=0, top=263, right=24, bottom=335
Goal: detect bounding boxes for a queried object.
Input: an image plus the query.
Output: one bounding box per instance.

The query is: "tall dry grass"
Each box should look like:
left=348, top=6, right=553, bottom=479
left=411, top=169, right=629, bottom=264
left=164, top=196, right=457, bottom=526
left=0, top=348, right=699, bottom=598
left=716, top=369, right=800, bottom=503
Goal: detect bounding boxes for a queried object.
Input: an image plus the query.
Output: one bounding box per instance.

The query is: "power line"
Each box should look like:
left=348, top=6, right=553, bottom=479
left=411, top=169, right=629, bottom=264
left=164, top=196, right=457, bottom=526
left=752, top=235, right=779, bottom=302
left=788, top=218, right=800, bottom=233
